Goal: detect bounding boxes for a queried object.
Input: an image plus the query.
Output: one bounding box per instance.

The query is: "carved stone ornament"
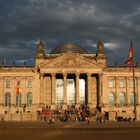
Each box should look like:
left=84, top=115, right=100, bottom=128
left=40, top=54, right=102, bottom=68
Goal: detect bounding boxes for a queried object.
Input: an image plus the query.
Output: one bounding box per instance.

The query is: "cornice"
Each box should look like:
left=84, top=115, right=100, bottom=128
left=104, top=67, right=140, bottom=73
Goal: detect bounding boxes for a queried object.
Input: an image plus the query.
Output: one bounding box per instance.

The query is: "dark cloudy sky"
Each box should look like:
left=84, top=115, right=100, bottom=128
left=0, top=0, right=140, bottom=66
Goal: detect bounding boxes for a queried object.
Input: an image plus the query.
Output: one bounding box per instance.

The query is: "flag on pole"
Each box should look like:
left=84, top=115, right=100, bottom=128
left=125, top=41, right=133, bottom=71
left=16, top=81, right=20, bottom=95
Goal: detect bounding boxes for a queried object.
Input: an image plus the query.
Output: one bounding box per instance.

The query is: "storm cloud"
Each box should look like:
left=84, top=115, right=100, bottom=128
left=0, top=0, right=140, bottom=65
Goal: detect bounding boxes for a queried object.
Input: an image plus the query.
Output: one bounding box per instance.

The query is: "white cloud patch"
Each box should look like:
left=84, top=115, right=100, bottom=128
left=104, top=42, right=120, bottom=50
left=91, top=41, right=120, bottom=50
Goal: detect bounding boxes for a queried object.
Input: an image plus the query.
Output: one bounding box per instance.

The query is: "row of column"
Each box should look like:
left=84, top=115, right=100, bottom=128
left=50, top=73, right=94, bottom=107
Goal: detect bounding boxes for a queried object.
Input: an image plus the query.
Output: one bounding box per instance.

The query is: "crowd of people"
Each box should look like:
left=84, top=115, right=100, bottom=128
left=39, top=105, right=107, bottom=124
left=116, top=116, right=135, bottom=122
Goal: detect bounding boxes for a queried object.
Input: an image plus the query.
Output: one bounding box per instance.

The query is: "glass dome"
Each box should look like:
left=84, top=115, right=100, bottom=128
left=50, top=43, right=88, bottom=54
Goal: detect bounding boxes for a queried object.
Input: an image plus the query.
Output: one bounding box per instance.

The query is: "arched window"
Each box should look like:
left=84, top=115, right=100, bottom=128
left=130, top=93, right=134, bottom=106
left=27, top=92, right=32, bottom=106
left=5, top=92, right=11, bottom=106
left=120, top=92, right=125, bottom=106
left=16, top=93, right=21, bottom=107
left=108, top=93, right=115, bottom=106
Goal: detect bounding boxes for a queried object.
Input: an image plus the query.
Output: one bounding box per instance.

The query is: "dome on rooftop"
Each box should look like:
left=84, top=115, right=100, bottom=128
left=50, top=43, right=88, bottom=54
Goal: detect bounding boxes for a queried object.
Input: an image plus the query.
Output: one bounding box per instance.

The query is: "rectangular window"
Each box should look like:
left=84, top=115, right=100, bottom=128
left=6, top=80, right=10, bottom=88
left=108, top=79, right=114, bottom=88
left=119, top=80, right=125, bottom=88
left=129, top=80, right=136, bottom=88
left=130, top=80, right=134, bottom=88
left=27, top=80, right=32, bottom=88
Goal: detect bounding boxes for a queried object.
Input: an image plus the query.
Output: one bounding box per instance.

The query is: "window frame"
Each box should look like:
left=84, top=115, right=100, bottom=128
left=119, top=80, right=125, bottom=88
left=108, top=92, right=115, bottom=106
left=119, top=92, right=126, bottom=106
left=130, top=92, right=134, bottom=106
left=108, top=79, right=114, bottom=88
left=27, top=80, right=32, bottom=88
left=6, top=80, right=10, bottom=88
left=27, top=92, right=32, bottom=106
left=16, top=93, right=21, bottom=107
left=5, top=92, right=11, bottom=106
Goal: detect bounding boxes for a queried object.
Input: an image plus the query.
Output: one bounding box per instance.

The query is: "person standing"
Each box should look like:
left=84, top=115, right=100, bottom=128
left=99, top=112, right=102, bottom=123
left=87, top=117, right=90, bottom=124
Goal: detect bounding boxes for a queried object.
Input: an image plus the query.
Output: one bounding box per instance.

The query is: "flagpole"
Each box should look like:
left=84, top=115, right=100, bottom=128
left=132, top=61, right=137, bottom=120
left=131, top=39, right=137, bottom=120
left=126, top=40, right=137, bottom=120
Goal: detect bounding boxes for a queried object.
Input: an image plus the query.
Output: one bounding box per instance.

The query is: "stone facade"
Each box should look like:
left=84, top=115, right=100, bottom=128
left=0, top=41, right=140, bottom=121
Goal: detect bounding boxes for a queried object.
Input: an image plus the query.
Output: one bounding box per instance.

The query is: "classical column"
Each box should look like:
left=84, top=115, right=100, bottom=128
left=22, top=77, right=26, bottom=105
left=115, top=77, right=119, bottom=106
left=11, top=77, right=15, bottom=106
left=40, top=74, right=44, bottom=106
left=10, top=77, right=17, bottom=113
left=136, top=77, right=139, bottom=105
left=51, top=73, right=56, bottom=109
left=136, top=77, right=140, bottom=120
left=63, top=73, right=67, bottom=109
left=98, top=74, right=103, bottom=107
left=0, top=77, right=4, bottom=114
left=76, top=73, right=80, bottom=106
left=126, top=77, right=130, bottom=106
left=0, top=77, right=4, bottom=105
left=87, top=73, right=91, bottom=106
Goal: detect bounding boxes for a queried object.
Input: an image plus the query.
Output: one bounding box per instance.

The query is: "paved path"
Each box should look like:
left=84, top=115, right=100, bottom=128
left=0, top=121, right=140, bottom=140
left=1, top=121, right=140, bottom=128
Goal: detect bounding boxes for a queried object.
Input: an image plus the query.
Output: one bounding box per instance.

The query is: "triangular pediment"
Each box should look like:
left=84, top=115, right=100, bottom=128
left=39, top=54, right=103, bottom=68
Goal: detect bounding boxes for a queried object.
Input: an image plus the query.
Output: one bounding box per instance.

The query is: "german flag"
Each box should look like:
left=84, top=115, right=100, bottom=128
left=125, top=41, right=133, bottom=71
left=16, top=81, right=20, bottom=95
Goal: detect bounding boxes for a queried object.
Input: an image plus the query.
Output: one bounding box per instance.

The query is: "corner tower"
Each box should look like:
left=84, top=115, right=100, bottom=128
left=96, top=40, right=107, bottom=66
left=35, top=41, right=45, bottom=66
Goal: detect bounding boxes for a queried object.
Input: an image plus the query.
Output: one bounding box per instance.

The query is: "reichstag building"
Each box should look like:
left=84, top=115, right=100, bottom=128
left=0, top=41, right=140, bottom=120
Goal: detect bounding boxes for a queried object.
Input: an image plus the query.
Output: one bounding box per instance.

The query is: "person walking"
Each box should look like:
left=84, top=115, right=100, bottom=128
left=87, top=117, right=90, bottom=125
left=99, top=112, right=102, bottom=123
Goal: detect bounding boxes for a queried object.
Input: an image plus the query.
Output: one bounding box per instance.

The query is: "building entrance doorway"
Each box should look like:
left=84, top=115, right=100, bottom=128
left=67, top=79, right=75, bottom=106
left=79, top=79, right=86, bottom=105
left=56, top=79, right=63, bottom=107
left=55, top=74, right=86, bottom=108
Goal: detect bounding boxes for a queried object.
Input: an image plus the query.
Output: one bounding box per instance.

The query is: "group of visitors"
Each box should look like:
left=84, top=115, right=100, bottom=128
left=116, top=116, right=134, bottom=122
left=39, top=105, right=107, bottom=124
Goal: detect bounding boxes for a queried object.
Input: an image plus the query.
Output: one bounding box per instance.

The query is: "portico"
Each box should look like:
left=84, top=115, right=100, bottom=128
left=39, top=71, right=102, bottom=110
